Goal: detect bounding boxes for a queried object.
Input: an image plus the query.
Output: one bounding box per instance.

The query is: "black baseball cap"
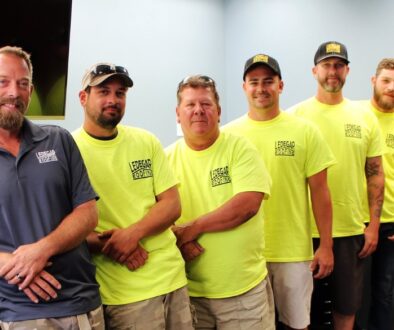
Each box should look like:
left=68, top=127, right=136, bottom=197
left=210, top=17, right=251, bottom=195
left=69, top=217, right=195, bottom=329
left=243, top=54, right=282, bottom=80
left=314, top=41, right=350, bottom=65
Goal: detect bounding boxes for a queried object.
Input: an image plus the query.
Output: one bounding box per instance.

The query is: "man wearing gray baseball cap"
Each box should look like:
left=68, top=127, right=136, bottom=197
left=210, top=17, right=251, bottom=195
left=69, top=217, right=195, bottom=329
left=73, top=62, right=194, bottom=329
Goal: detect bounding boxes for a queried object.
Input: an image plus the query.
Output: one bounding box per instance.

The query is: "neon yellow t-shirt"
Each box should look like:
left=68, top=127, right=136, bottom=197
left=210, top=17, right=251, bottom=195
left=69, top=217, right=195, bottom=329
left=223, top=112, right=336, bottom=261
left=290, top=98, right=383, bottom=237
left=166, top=132, right=271, bottom=298
left=359, top=100, right=394, bottom=223
left=73, top=126, right=187, bottom=305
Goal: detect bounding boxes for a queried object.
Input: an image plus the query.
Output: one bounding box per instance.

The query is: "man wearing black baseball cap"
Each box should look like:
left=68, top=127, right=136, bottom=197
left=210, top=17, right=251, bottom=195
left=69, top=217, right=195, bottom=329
left=224, top=53, right=335, bottom=330
left=243, top=53, right=282, bottom=80
left=314, top=41, right=349, bottom=65
left=290, top=42, right=384, bottom=330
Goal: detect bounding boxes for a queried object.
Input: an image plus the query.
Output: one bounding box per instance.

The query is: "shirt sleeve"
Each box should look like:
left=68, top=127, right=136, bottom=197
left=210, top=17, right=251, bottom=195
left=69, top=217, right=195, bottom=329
left=151, top=134, right=179, bottom=196
left=365, top=109, right=384, bottom=158
left=229, top=135, right=272, bottom=198
left=305, top=122, right=337, bottom=178
left=63, top=128, right=98, bottom=208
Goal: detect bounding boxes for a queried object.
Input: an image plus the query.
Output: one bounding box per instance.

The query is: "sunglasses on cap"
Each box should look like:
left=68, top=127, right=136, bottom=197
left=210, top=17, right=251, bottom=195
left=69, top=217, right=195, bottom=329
left=91, top=64, right=129, bottom=77
left=178, top=75, right=215, bottom=86
left=177, top=75, right=216, bottom=94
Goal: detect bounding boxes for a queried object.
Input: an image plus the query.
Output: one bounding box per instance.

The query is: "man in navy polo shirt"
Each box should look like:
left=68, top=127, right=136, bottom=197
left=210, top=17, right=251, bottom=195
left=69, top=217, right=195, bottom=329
left=0, top=45, right=104, bottom=329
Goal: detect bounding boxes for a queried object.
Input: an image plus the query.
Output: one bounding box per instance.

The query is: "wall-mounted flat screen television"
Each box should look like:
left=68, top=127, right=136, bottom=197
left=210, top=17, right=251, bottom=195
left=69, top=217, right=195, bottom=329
left=0, top=0, right=73, bottom=119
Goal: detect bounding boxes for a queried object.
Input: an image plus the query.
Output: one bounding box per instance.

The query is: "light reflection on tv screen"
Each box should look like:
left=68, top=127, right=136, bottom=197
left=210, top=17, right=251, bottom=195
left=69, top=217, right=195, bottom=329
left=0, top=0, right=72, bottom=118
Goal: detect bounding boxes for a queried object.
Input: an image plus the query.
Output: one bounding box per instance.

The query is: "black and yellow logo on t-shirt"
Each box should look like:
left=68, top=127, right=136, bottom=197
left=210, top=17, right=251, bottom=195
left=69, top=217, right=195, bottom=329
left=386, top=133, right=394, bottom=149
left=275, top=141, right=295, bottom=156
left=210, top=166, right=231, bottom=187
left=344, top=124, right=362, bottom=138
left=129, top=159, right=153, bottom=180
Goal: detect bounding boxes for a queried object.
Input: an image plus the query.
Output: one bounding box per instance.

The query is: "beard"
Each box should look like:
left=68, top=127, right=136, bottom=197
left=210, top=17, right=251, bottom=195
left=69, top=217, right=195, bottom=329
left=88, top=105, right=123, bottom=129
left=97, top=112, right=122, bottom=129
left=0, top=97, right=26, bottom=131
left=319, top=76, right=345, bottom=93
left=374, top=87, right=394, bottom=112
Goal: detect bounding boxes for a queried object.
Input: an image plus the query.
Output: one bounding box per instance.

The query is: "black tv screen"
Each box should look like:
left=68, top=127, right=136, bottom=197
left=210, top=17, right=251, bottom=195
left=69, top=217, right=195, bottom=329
left=0, top=0, right=73, bottom=118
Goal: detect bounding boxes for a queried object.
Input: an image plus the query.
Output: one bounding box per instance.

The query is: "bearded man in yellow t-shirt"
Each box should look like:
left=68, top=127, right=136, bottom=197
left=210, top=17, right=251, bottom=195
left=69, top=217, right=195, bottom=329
left=73, top=63, right=194, bottom=329
left=290, top=41, right=384, bottom=330
left=360, top=58, right=394, bottom=330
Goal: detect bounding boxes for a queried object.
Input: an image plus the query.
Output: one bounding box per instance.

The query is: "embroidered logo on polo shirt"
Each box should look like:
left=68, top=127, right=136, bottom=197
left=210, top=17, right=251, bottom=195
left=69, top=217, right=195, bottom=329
left=275, top=140, right=295, bottom=156
left=386, top=134, right=394, bottom=149
left=210, top=166, right=231, bottom=187
left=36, top=150, right=58, bottom=163
left=344, top=124, right=361, bottom=138
left=129, top=159, right=153, bottom=180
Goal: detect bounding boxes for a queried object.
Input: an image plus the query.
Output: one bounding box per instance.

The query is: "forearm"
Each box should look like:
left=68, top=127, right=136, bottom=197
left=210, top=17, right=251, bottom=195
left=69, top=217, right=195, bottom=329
left=0, top=201, right=96, bottom=288
left=100, top=187, right=180, bottom=263
left=86, top=231, right=106, bottom=254
left=308, top=170, right=333, bottom=247
left=310, top=189, right=333, bottom=247
left=127, top=186, right=181, bottom=241
left=176, top=191, right=263, bottom=246
left=367, top=178, right=384, bottom=225
left=36, top=199, right=98, bottom=259
left=356, top=157, right=384, bottom=258
left=365, top=156, right=384, bottom=226
left=195, top=192, right=263, bottom=233
left=366, top=179, right=384, bottom=238
left=307, top=170, right=334, bottom=278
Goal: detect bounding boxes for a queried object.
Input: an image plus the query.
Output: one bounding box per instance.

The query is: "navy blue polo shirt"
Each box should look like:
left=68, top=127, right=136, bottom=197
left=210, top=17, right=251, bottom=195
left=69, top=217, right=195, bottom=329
left=0, top=119, right=101, bottom=321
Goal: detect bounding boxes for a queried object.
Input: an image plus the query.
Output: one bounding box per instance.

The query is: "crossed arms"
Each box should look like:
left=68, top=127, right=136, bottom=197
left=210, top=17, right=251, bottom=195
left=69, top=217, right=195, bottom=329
left=0, top=200, right=98, bottom=303
left=173, top=191, right=264, bottom=262
left=87, top=186, right=181, bottom=270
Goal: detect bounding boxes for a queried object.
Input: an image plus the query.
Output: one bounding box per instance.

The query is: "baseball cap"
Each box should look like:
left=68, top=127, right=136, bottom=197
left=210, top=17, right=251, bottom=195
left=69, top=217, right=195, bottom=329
left=81, top=63, right=133, bottom=90
left=314, top=41, right=350, bottom=65
left=243, top=54, right=282, bottom=80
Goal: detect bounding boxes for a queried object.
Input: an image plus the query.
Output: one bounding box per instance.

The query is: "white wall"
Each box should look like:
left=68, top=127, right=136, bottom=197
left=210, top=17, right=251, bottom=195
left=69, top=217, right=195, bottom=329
left=35, top=0, right=225, bottom=147
left=33, top=0, right=394, bottom=145
left=223, top=0, right=394, bottom=121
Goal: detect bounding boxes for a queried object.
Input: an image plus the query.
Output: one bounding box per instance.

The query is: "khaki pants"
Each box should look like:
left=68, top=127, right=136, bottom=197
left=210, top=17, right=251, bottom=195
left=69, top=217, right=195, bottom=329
left=0, top=305, right=104, bottom=330
left=192, top=278, right=275, bottom=330
left=104, top=286, right=194, bottom=330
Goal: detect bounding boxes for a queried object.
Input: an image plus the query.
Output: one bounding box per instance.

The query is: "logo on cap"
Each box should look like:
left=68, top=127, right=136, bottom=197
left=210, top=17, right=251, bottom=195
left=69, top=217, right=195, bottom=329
left=253, top=54, right=269, bottom=64
left=314, top=41, right=349, bottom=65
left=243, top=53, right=282, bottom=80
left=326, top=43, right=341, bottom=54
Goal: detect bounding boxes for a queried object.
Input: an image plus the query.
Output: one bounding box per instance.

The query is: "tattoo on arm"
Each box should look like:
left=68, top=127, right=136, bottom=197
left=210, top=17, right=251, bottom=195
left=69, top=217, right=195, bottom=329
left=365, top=157, right=384, bottom=219
left=367, top=183, right=384, bottom=218
left=365, top=160, right=380, bottom=178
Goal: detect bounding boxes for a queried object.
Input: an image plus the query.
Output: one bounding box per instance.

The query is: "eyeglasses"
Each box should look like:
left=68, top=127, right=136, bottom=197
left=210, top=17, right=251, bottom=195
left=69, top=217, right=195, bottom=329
left=91, top=64, right=129, bottom=77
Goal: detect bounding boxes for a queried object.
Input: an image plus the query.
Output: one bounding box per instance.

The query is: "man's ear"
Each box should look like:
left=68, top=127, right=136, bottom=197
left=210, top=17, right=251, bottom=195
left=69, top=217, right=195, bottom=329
left=176, top=106, right=181, bottom=123
left=79, top=90, right=87, bottom=106
left=371, top=75, right=376, bottom=87
left=279, top=80, right=284, bottom=94
left=312, top=66, right=317, bottom=78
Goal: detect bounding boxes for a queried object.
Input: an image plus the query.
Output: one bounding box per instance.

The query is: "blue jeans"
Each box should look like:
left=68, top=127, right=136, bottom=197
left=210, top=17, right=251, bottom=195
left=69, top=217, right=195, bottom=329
left=369, top=222, right=394, bottom=330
